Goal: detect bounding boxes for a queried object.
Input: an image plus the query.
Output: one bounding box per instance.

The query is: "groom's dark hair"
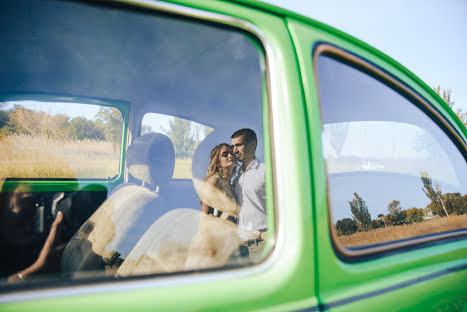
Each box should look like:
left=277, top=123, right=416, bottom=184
left=231, top=128, right=257, bottom=147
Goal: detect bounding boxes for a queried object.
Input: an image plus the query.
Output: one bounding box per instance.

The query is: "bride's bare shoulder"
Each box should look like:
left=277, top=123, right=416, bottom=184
left=205, top=175, right=219, bottom=186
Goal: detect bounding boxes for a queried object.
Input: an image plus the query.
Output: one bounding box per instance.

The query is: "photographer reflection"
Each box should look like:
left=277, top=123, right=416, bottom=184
left=1, top=183, right=66, bottom=283
left=7, top=211, right=64, bottom=283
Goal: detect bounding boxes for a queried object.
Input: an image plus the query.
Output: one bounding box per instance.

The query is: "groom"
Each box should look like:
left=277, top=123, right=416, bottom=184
left=231, top=128, right=266, bottom=261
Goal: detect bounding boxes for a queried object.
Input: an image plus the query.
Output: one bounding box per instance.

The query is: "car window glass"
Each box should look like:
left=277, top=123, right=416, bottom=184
left=316, top=54, right=467, bottom=248
left=141, top=113, right=213, bottom=179
left=322, top=121, right=458, bottom=185
left=0, top=98, right=123, bottom=179
left=0, top=0, right=269, bottom=287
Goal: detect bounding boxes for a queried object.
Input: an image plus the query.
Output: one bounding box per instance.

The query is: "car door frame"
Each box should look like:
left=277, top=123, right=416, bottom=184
left=287, top=16, right=467, bottom=311
left=0, top=1, right=318, bottom=311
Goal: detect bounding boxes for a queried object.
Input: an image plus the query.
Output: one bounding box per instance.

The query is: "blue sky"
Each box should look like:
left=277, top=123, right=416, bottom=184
left=264, top=0, right=467, bottom=112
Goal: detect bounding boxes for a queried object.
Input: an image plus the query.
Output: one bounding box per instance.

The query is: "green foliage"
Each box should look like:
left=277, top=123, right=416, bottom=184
left=1, top=105, right=34, bottom=135
left=0, top=105, right=123, bottom=146
left=387, top=200, right=401, bottom=215
left=370, top=219, right=385, bottom=229
left=420, top=171, right=446, bottom=216
left=385, top=200, right=407, bottom=225
left=0, top=109, right=9, bottom=129
left=440, top=192, right=466, bottom=215
left=1, top=105, right=71, bottom=139
left=405, top=207, right=425, bottom=224
left=68, top=117, right=105, bottom=141
left=164, top=117, right=195, bottom=159
left=95, top=107, right=123, bottom=147
left=348, top=192, right=372, bottom=232
left=338, top=172, right=466, bottom=236
left=335, top=218, right=357, bottom=236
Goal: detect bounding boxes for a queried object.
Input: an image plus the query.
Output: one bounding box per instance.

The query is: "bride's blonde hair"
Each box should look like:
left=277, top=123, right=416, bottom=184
left=206, top=143, right=231, bottom=180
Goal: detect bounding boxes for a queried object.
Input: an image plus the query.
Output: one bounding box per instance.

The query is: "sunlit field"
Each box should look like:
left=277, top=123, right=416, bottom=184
left=0, top=135, right=120, bottom=179
left=0, top=135, right=192, bottom=180
left=173, top=158, right=192, bottom=179
left=338, top=214, right=467, bottom=247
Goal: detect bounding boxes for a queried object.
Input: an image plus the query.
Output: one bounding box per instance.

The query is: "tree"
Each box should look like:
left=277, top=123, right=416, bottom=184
left=141, top=124, right=153, bottom=135
left=420, top=171, right=449, bottom=217
left=0, top=104, right=126, bottom=143
left=47, top=113, right=70, bottom=139
left=370, top=219, right=384, bottom=229
left=433, top=85, right=466, bottom=128
left=0, top=108, right=9, bottom=129
left=335, top=218, right=357, bottom=236
left=3, top=105, right=70, bottom=139
left=95, top=107, right=123, bottom=149
left=433, top=85, right=455, bottom=108
left=68, top=117, right=105, bottom=141
left=348, top=193, right=371, bottom=232
left=386, top=200, right=407, bottom=226
left=192, top=123, right=213, bottom=150
left=4, top=105, right=39, bottom=136
left=387, top=200, right=401, bottom=215
left=405, top=207, right=424, bottom=224
left=442, top=192, right=466, bottom=215
left=0, top=106, right=10, bottom=139
left=377, top=214, right=387, bottom=227
left=164, top=117, right=195, bottom=158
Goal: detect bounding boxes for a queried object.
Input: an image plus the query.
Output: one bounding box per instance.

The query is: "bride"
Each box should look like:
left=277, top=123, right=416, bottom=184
left=185, top=143, right=241, bottom=270
left=117, top=143, right=242, bottom=276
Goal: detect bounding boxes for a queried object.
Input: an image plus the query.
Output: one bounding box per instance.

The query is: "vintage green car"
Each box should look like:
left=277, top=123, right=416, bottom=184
left=0, top=0, right=466, bottom=311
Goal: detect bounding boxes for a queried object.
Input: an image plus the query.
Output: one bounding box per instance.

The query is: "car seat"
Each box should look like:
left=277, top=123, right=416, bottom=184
left=116, top=130, right=240, bottom=276
left=61, top=133, right=175, bottom=277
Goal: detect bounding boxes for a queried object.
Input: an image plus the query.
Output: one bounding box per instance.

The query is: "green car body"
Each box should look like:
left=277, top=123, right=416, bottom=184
left=1, top=0, right=466, bottom=311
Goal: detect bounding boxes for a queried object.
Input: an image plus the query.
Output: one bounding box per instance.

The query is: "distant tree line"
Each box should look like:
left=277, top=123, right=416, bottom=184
left=0, top=105, right=123, bottom=147
left=162, top=117, right=212, bottom=159
left=335, top=173, right=466, bottom=236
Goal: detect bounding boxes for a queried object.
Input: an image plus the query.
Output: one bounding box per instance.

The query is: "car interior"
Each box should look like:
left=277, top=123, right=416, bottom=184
left=0, top=0, right=265, bottom=283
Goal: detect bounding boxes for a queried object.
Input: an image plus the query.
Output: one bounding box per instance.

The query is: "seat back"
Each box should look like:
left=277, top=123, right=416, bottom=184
left=61, top=133, right=175, bottom=276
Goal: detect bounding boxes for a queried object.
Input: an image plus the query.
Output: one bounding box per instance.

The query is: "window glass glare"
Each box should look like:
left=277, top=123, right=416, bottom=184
left=0, top=0, right=268, bottom=287
left=316, top=54, right=467, bottom=248
left=322, top=121, right=459, bottom=186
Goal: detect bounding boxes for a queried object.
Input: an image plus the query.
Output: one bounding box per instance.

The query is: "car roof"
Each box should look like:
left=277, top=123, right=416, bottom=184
left=0, top=1, right=262, bottom=130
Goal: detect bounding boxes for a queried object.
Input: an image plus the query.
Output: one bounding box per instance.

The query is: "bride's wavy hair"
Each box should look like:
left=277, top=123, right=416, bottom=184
left=206, top=143, right=232, bottom=180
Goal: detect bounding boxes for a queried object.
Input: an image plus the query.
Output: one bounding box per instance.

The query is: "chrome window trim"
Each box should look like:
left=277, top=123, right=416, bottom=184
left=0, top=0, right=286, bottom=304
left=313, top=43, right=467, bottom=260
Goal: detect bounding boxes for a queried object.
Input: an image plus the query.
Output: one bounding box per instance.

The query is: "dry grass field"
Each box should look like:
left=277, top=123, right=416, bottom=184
left=173, top=158, right=192, bottom=179
left=0, top=135, right=120, bottom=179
left=1, top=135, right=192, bottom=180
left=338, top=214, right=467, bottom=247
